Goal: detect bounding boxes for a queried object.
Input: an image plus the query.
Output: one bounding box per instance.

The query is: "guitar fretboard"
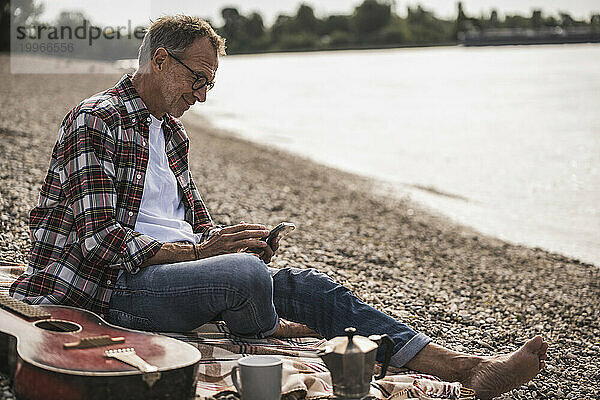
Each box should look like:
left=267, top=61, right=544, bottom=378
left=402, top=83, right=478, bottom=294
left=0, top=293, right=51, bottom=320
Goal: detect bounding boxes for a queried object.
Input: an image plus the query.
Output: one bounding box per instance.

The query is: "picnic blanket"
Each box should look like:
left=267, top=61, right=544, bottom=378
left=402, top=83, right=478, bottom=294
left=1, top=263, right=476, bottom=400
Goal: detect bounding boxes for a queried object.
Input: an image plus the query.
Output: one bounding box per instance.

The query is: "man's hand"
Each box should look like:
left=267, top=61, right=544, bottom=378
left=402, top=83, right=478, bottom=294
left=199, top=223, right=270, bottom=258
left=255, top=236, right=280, bottom=264
left=238, top=220, right=280, bottom=264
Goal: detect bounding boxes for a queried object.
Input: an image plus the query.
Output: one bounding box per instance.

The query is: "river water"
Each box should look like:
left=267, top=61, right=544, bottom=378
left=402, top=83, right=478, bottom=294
left=193, top=44, right=600, bottom=266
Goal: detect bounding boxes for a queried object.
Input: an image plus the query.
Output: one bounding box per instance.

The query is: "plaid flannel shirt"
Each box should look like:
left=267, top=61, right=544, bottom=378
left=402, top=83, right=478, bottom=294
left=10, top=75, right=215, bottom=317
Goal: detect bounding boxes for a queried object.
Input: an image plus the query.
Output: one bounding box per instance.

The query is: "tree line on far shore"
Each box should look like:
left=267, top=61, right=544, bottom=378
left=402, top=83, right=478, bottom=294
left=215, top=1, right=600, bottom=53
left=220, top=1, right=455, bottom=53
left=1, top=0, right=599, bottom=59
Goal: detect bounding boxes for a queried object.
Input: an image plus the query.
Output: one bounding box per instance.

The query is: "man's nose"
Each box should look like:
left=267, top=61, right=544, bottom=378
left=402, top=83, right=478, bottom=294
left=193, top=87, right=207, bottom=103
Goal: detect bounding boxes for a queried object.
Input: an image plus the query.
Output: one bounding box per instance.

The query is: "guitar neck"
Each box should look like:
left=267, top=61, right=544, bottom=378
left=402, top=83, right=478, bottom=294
left=0, top=293, right=51, bottom=321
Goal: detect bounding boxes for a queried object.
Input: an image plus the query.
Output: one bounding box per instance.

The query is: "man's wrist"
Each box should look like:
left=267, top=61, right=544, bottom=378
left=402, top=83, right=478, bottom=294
left=194, top=241, right=211, bottom=260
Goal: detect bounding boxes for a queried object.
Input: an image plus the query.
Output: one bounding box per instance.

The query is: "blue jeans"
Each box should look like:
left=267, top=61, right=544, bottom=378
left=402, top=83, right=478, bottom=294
left=108, top=253, right=431, bottom=367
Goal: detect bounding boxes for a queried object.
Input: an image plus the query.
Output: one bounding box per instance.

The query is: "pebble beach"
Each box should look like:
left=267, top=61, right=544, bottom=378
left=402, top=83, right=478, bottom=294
left=0, top=55, right=599, bottom=399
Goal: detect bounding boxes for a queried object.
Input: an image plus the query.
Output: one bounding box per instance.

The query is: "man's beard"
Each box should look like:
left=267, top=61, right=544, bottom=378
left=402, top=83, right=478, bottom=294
left=158, top=81, right=184, bottom=117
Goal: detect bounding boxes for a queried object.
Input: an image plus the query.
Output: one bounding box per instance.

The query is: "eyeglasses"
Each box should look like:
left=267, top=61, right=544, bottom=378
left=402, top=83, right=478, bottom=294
left=166, top=50, right=215, bottom=92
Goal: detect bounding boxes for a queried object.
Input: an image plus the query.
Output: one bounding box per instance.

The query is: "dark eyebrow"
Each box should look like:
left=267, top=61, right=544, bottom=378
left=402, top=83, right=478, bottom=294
left=186, top=64, right=216, bottom=83
left=190, top=66, right=208, bottom=79
left=166, top=50, right=210, bottom=80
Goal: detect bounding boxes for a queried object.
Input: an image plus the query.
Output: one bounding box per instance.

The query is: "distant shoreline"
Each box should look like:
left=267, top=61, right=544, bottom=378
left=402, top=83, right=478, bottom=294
left=224, top=37, right=600, bottom=55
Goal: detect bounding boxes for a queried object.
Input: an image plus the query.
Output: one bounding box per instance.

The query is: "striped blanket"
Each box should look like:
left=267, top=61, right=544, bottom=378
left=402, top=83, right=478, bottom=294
left=1, top=263, right=475, bottom=400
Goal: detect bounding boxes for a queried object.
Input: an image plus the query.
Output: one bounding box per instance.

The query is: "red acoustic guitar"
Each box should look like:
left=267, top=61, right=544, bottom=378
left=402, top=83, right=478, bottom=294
left=0, top=293, right=201, bottom=400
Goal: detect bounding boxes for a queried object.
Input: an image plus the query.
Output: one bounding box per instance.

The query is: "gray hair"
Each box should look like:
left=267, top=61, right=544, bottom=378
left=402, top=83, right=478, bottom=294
left=138, top=15, right=226, bottom=65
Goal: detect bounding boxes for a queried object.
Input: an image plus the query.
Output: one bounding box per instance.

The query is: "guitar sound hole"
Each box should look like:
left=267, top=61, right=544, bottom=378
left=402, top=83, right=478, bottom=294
left=33, top=319, right=82, bottom=333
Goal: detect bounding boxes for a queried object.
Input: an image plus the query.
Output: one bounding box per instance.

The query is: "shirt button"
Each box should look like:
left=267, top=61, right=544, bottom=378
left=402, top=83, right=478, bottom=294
left=100, top=313, right=105, bottom=319
left=106, top=280, right=111, bottom=285
left=146, top=117, right=152, bottom=124
left=131, top=117, right=136, bottom=123
left=128, top=211, right=133, bottom=217
left=136, top=174, right=142, bottom=180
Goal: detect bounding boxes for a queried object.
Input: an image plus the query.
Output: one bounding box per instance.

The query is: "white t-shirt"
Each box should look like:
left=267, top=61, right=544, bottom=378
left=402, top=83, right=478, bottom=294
left=133, top=114, right=201, bottom=244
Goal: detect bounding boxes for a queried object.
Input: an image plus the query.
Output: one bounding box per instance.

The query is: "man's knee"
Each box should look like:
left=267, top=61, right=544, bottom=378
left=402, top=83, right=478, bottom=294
left=274, top=267, right=337, bottom=293
left=226, top=253, right=273, bottom=297
left=282, top=267, right=330, bottom=281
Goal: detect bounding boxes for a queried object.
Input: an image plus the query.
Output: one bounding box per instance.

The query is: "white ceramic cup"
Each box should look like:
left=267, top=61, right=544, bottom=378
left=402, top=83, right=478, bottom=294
left=231, top=355, right=282, bottom=400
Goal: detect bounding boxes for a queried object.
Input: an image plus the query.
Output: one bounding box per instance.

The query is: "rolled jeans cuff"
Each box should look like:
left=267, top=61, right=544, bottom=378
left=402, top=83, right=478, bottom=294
left=389, top=332, right=432, bottom=368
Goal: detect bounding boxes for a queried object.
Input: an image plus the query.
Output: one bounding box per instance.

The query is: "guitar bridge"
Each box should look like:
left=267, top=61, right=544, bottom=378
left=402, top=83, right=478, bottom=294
left=64, top=335, right=125, bottom=349
left=105, top=348, right=161, bottom=387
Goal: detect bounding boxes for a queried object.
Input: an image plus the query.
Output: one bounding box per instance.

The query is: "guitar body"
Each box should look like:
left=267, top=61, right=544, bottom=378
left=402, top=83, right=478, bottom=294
left=0, top=303, right=201, bottom=400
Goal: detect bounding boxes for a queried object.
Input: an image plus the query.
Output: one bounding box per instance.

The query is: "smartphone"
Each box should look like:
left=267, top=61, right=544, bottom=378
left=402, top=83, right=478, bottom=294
left=264, top=222, right=296, bottom=249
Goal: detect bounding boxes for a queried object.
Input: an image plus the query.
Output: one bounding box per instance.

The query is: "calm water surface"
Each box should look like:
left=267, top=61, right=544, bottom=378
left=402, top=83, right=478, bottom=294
left=193, top=44, right=600, bottom=266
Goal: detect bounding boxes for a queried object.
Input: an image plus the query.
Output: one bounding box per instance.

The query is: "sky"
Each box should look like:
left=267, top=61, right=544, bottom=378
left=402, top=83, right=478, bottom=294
left=37, top=0, right=600, bottom=27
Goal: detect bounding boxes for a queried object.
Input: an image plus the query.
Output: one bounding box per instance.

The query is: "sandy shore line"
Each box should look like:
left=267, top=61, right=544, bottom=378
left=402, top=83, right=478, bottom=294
left=1, top=55, right=598, bottom=399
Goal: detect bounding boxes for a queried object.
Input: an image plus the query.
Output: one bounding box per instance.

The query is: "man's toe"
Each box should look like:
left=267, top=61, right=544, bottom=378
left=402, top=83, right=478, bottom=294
left=539, top=341, right=549, bottom=357
left=524, top=336, right=544, bottom=354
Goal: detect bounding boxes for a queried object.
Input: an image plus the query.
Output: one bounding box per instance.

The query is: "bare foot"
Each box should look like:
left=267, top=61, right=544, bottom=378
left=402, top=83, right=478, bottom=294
left=272, top=318, right=321, bottom=338
left=465, top=336, right=548, bottom=399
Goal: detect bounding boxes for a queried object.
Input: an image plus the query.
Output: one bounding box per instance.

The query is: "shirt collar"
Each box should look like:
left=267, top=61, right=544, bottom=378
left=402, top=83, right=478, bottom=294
left=114, top=74, right=150, bottom=126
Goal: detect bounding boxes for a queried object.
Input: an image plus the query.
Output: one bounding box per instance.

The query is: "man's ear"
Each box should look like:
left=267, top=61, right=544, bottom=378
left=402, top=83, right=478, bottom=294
left=152, top=48, right=168, bottom=72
